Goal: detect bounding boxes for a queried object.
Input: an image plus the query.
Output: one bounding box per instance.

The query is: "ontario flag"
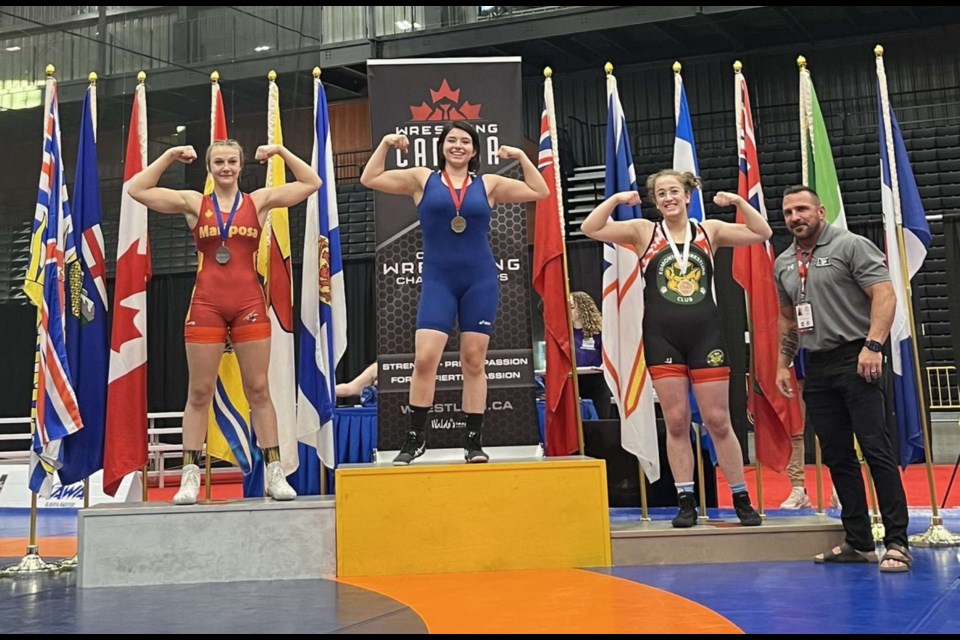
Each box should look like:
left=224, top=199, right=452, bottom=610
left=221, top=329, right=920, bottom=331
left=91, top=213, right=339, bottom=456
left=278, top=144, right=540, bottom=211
left=532, top=73, right=578, bottom=456
left=602, top=69, right=659, bottom=482
left=102, top=80, right=151, bottom=496
left=731, top=68, right=802, bottom=474
left=23, top=72, right=84, bottom=494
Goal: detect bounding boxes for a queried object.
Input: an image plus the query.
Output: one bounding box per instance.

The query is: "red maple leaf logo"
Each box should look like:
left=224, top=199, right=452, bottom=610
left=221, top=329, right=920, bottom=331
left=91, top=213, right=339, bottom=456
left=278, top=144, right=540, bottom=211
left=409, top=79, right=482, bottom=122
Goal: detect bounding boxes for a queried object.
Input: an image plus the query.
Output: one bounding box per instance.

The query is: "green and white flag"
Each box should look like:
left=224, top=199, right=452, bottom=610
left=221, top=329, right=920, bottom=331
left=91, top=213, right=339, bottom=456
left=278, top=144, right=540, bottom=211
left=799, top=63, right=847, bottom=229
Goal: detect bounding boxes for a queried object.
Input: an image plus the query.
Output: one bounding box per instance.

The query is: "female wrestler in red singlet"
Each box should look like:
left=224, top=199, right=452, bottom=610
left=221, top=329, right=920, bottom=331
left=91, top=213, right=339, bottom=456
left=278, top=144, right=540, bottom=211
left=127, top=140, right=321, bottom=504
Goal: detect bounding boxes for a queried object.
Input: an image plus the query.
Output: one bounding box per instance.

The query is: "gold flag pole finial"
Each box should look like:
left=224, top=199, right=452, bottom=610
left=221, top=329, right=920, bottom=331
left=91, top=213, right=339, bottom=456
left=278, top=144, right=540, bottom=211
left=733, top=60, right=743, bottom=73
left=313, top=66, right=321, bottom=79
left=211, top=70, right=220, bottom=83
left=88, top=71, right=98, bottom=84
left=45, top=64, right=55, bottom=77
left=267, top=69, right=277, bottom=82
left=137, top=71, right=146, bottom=84
left=544, top=66, right=553, bottom=79
left=797, top=55, right=807, bottom=70
left=874, top=44, right=885, bottom=57
left=673, top=60, right=682, bottom=74
left=604, top=62, right=613, bottom=76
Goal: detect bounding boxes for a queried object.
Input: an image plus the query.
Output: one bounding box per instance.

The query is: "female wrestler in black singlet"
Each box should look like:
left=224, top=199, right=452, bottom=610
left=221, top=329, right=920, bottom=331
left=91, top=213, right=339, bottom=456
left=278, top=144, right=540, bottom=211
left=582, top=170, right=772, bottom=528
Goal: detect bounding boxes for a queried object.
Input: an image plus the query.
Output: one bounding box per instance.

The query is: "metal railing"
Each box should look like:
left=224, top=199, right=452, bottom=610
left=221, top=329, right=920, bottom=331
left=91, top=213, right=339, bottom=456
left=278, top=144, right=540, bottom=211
left=927, top=366, right=960, bottom=410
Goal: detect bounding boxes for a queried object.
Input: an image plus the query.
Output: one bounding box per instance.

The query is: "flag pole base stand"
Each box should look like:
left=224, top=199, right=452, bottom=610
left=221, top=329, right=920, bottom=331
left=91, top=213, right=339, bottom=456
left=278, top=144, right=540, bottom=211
left=909, top=517, right=960, bottom=548
left=56, top=555, right=78, bottom=572
left=871, top=516, right=885, bottom=543
left=0, top=546, right=60, bottom=577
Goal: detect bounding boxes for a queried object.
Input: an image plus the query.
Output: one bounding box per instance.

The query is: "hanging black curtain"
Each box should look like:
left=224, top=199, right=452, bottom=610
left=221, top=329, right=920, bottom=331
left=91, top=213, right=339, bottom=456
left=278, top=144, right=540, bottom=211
left=711, top=247, right=749, bottom=455
left=0, top=304, right=37, bottom=422
left=565, top=239, right=604, bottom=304
left=943, top=218, right=960, bottom=369
left=146, top=274, right=194, bottom=413
left=337, top=257, right=377, bottom=382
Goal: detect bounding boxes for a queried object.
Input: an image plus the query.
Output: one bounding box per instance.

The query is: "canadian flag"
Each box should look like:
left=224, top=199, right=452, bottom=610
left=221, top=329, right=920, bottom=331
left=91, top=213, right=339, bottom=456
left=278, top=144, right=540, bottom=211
left=102, top=81, right=152, bottom=496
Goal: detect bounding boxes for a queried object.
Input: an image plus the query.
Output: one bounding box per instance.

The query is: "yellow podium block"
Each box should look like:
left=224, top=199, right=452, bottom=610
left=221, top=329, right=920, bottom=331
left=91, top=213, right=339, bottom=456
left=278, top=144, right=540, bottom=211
left=336, top=456, right=611, bottom=577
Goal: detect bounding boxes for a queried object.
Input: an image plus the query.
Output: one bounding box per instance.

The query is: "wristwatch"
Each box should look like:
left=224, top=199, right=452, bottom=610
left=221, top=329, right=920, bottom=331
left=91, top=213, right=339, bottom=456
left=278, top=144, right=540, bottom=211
left=864, top=339, right=883, bottom=353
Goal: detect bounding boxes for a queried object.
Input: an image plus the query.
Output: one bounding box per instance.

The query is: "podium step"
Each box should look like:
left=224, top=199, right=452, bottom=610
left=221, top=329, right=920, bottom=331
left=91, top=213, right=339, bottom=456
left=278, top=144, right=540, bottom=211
left=78, top=496, right=337, bottom=588
left=610, top=512, right=845, bottom=565
left=336, top=455, right=611, bottom=577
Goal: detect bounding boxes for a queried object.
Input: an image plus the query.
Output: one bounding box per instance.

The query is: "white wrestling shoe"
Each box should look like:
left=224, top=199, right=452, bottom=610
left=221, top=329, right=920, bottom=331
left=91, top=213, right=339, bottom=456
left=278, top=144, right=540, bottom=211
left=266, top=461, right=297, bottom=501
left=173, top=464, right=201, bottom=505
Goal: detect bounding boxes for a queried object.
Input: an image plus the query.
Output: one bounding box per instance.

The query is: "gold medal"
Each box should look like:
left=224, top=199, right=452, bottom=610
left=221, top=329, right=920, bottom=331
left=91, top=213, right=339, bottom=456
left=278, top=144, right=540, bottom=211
left=451, top=215, right=467, bottom=233
left=677, top=279, right=695, bottom=297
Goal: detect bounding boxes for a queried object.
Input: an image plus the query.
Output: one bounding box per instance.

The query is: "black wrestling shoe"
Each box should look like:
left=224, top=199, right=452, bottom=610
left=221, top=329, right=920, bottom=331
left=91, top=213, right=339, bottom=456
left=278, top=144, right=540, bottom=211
left=672, top=492, right=699, bottom=528
left=733, top=491, right=763, bottom=526
left=393, top=430, right=426, bottom=466
left=464, top=430, right=489, bottom=463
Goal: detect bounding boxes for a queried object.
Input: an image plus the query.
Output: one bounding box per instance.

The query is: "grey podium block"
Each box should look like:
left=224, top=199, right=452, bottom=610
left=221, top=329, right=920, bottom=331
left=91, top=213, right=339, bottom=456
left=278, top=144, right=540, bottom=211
left=78, top=496, right=337, bottom=588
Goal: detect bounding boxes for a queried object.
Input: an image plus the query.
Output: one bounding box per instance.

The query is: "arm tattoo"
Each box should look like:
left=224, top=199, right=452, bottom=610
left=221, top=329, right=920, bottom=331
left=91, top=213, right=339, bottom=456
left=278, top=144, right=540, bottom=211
left=780, top=327, right=800, bottom=360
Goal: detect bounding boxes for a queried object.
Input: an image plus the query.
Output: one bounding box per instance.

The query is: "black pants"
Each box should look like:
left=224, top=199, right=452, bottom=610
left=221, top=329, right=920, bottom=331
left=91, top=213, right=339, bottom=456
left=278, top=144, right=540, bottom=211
left=804, top=341, right=909, bottom=550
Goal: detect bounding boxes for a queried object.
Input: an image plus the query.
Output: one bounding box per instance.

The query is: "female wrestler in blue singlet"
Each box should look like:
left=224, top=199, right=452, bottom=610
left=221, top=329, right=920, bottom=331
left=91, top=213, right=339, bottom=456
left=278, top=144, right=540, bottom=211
left=361, top=122, right=548, bottom=465
left=581, top=170, right=771, bottom=528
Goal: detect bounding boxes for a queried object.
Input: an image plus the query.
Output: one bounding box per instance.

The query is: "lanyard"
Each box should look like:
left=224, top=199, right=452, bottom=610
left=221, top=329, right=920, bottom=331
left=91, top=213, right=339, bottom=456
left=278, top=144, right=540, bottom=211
left=442, top=170, right=471, bottom=214
left=663, top=221, right=692, bottom=275
left=796, top=246, right=814, bottom=299
left=212, top=192, right=242, bottom=243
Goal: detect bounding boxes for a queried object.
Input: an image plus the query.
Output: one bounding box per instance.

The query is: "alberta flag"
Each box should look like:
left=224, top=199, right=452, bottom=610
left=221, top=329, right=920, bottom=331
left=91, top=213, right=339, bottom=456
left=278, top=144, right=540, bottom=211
left=61, top=79, right=109, bottom=484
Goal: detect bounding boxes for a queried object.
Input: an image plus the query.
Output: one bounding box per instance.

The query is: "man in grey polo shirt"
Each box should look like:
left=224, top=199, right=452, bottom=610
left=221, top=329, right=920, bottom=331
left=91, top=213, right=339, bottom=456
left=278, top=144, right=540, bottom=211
left=774, top=185, right=911, bottom=572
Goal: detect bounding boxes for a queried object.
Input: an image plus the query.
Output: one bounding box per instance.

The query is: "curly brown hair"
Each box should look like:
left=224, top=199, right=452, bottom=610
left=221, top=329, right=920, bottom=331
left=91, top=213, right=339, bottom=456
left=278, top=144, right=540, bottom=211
left=571, top=291, right=602, bottom=338
left=645, top=170, right=700, bottom=206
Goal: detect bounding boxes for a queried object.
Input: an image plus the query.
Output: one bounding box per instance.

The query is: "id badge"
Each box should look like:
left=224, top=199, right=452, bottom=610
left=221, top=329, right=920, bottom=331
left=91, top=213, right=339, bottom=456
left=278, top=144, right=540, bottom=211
left=796, top=302, right=815, bottom=333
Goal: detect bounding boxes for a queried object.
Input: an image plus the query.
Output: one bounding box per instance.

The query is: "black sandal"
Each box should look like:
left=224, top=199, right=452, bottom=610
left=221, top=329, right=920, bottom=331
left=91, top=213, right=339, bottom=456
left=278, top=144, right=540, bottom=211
left=879, top=543, right=912, bottom=573
left=814, top=541, right=878, bottom=564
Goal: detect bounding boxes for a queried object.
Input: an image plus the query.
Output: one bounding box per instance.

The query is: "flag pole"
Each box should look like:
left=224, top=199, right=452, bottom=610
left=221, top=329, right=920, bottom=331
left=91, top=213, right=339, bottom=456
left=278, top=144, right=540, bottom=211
left=607, top=61, right=649, bottom=520
left=733, top=61, right=767, bottom=520
left=205, top=448, right=213, bottom=501
left=675, top=60, right=711, bottom=521
left=876, top=45, right=960, bottom=547
left=545, top=66, right=585, bottom=455
left=316, top=65, right=331, bottom=496
left=799, top=55, right=831, bottom=513
left=814, top=438, right=826, bottom=514
left=58, top=69, right=100, bottom=573
left=0, top=65, right=68, bottom=579
left=1, top=494, right=60, bottom=577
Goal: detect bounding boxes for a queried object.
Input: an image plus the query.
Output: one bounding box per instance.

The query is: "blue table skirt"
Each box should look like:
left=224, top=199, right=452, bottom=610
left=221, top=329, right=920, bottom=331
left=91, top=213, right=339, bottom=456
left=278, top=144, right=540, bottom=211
left=536, top=398, right=598, bottom=444
left=289, top=407, right=377, bottom=495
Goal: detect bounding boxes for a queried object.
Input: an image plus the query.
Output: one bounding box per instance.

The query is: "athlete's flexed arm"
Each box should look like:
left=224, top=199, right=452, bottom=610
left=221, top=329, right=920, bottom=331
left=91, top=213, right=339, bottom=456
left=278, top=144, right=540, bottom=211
left=361, top=134, right=430, bottom=199
left=581, top=191, right=652, bottom=251
left=127, top=146, right=203, bottom=225
left=483, top=145, right=549, bottom=205
left=702, top=191, right=772, bottom=248
left=250, top=144, right=322, bottom=221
